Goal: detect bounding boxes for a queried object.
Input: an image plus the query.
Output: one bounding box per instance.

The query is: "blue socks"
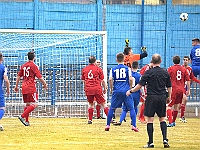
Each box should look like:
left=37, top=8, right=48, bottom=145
left=0, top=109, right=5, bottom=119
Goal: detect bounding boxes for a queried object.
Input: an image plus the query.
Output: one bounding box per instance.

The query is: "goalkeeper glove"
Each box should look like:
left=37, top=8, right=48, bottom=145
left=141, top=46, right=147, bottom=52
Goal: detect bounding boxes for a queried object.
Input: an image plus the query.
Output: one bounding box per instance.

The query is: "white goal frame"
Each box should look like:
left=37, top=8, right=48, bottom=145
left=0, top=29, right=107, bottom=118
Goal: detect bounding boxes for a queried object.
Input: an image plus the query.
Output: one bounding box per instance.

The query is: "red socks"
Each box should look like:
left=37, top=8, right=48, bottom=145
left=167, top=109, right=172, bottom=124
left=21, top=104, right=35, bottom=119
left=104, top=107, right=109, bottom=116
left=88, top=108, right=94, bottom=121
left=180, top=104, right=186, bottom=118
left=139, top=103, right=145, bottom=120
left=96, top=105, right=101, bottom=118
left=172, top=110, right=178, bottom=122
left=23, top=106, right=29, bottom=122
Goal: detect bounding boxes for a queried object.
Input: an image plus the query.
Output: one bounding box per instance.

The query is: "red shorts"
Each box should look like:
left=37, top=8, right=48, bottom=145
left=86, top=93, right=106, bottom=104
left=168, top=90, right=183, bottom=107
left=23, top=93, right=38, bottom=103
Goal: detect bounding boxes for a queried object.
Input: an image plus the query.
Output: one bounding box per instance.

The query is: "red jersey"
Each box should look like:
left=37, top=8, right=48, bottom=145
left=124, top=54, right=140, bottom=68
left=140, top=64, right=151, bottom=75
left=81, top=64, right=104, bottom=95
left=168, top=64, right=190, bottom=91
left=18, top=61, right=42, bottom=94
left=183, top=65, right=200, bottom=83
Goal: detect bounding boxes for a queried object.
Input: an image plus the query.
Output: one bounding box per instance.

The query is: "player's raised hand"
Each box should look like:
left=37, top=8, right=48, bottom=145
left=125, top=39, right=129, bottom=47
left=141, top=46, right=147, bottom=52
left=14, top=86, right=19, bottom=93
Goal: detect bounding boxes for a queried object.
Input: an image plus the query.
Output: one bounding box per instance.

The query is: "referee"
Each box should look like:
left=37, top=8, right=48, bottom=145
left=126, top=54, right=172, bottom=148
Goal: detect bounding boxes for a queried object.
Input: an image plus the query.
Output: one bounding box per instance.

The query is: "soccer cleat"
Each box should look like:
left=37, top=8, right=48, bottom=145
left=97, top=116, right=106, bottom=119
left=0, top=125, right=4, bottom=131
left=179, top=117, right=187, bottom=123
left=113, top=122, right=122, bottom=126
left=143, top=143, right=154, bottom=148
left=25, top=122, right=30, bottom=126
left=163, top=139, right=170, bottom=148
left=167, top=123, right=174, bottom=127
left=123, top=118, right=126, bottom=122
left=18, top=116, right=29, bottom=126
left=111, top=119, right=117, bottom=124
left=167, top=122, right=176, bottom=127
left=88, top=120, right=92, bottom=124
left=132, top=126, right=139, bottom=132
left=105, top=125, right=110, bottom=131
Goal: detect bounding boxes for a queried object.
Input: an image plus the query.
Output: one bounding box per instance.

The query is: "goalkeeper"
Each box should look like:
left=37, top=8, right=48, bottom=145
left=123, top=40, right=148, bottom=68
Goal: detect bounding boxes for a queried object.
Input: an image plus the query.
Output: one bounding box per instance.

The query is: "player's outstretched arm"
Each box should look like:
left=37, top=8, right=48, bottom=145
left=14, top=76, right=20, bottom=93
left=39, top=78, right=47, bottom=89
left=126, top=84, right=142, bottom=96
left=190, top=71, right=200, bottom=83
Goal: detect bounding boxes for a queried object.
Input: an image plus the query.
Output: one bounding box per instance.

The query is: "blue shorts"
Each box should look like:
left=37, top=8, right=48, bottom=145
left=192, top=66, right=200, bottom=77
left=122, top=93, right=140, bottom=111
left=0, top=94, right=5, bottom=107
left=111, top=91, right=133, bottom=110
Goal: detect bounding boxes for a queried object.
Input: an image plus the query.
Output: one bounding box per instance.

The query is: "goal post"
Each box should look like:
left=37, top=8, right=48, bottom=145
left=0, top=29, right=107, bottom=118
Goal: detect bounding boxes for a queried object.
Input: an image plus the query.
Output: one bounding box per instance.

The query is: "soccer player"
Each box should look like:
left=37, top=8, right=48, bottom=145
left=190, top=38, right=200, bottom=77
left=93, top=60, right=106, bottom=119
left=81, top=56, right=109, bottom=124
left=113, top=61, right=141, bottom=130
left=126, top=54, right=171, bottom=148
left=0, top=53, right=10, bottom=131
left=138, top=62, right=153, bottom=124
left=14, top=51, right=47, bottom=126
left=105, top=53, right=139, bottom=132
left=179, top=56, right=200, bottom=122
left=167, top=55, right=190, bottom=127
left=123, top=47, right=148, bottom=68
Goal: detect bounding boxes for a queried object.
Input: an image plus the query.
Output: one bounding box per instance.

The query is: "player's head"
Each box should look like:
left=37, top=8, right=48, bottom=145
left=192, top=38, right=200, bottom=46
left=95, top=60, right=101, bottom=67
left=0, top=52, right=4, bottom=62
left=183, top=56, right=190, bottom=66
left=27, top=51, right=35, bottom=61
left=172, top=55, right=180, bottom=64
left=116, top=53, right=124, bottom=63
left=151, top=54, right=161, bottom=65
left=89, top=55, right=96, bottom=64
left=132, top=61, right=138, bottom=69
left=123, top=47, right=132, bottom=55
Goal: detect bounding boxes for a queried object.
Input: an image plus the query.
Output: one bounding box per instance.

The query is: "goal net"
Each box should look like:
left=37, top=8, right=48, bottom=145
left=0, top=29, right=107, bottom=118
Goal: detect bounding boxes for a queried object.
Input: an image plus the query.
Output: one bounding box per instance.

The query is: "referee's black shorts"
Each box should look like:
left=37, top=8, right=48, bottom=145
left=144, top=94, right=166, bottom=118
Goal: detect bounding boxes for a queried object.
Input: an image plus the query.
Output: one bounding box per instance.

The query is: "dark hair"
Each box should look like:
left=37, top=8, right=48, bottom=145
left=27, top=51, right=35, bottom=60
left=192, top=38, right=200, bottom=42
left=151, top=54, right=161, bottom=64
left=132, top=61, right=138, bottom=69
left=117, top=53, right=124, bottom=62
left=123, top=47, right=132, bottom=55
left=0, top=52, right=3, bottom=61
left=89, top=55, right=96, bottom=64
left=173, top=55, right=180, bottom=64
left=183, top=56, right=190, bottom=60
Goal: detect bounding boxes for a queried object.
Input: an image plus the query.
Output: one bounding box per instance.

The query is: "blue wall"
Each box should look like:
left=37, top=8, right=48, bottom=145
left=0, top=0, right=200, bottom=68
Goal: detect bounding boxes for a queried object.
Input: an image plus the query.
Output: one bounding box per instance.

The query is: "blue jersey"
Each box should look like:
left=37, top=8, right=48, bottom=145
left=109, top=64, right=132, bottom=93
left=0, top=64, right=7, bottom=94
left=190, top=45, right=200, bottom=66
left=131, top=71, right=141, bottom=96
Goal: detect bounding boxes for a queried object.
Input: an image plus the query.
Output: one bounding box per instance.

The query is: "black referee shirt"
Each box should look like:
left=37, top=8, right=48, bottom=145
left=139, top=66, right=171, bottom=95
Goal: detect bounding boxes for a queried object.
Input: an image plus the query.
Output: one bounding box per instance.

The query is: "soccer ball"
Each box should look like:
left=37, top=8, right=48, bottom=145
left=180, top=13, right=188, bottom=21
